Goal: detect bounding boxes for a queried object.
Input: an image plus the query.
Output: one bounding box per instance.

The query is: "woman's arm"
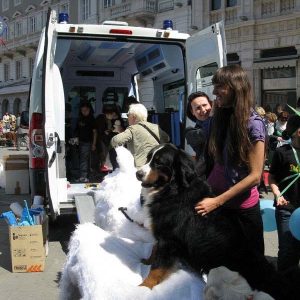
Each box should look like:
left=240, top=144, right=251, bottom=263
left=269, top=173, right=289, bottom=206
left=195, top=140, right=265, bottom=215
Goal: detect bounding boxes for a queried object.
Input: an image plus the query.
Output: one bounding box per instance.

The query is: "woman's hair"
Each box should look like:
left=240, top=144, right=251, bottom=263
left=208, top=64, right=254, bottom=165
left=128, top=103, right=148, bottom=122
left=265, top=112, right=277, bottom=123
left=79, top=100, right=94, bottom=117
left=102, top=103, right=121, bottom=116
left=278, top=111, right=289, bottom=121
left=255, top=106, right=265, bottom=118
left=186, top=91, right=212, bottom=122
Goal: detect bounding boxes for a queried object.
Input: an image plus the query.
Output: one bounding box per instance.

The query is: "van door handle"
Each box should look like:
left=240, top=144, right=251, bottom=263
left=55, top=132, right=61, bottom=153
left=48, top=151, right=56, bottom=168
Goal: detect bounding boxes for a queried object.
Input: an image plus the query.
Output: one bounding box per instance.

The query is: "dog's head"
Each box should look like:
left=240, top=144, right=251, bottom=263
left=136, top=143, right=197, bottom=190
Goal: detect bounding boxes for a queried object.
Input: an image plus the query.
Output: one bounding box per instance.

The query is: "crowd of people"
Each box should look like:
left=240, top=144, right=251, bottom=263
left=0, top=112, right=17, bottom=147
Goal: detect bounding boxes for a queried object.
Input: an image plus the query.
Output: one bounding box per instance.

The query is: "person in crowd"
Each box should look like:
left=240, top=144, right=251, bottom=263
left=269, top=115, right=300, bottom=271
left=269, top=111, right=289, bottom=151
left=274, top=103, right=284, bottom=117
left=2, top=112, right=10, bottom=133
left=75, top=100, right=97, bottom=183
left=194, top=64, right=266, bottom=255
left=95, top=104, right=125, bottom=171
left=264, top=112, right=278, bottom=167
left=111, top=103, right=169, bottom=168
left=265, top=112, right=277, bottom=136
left=185, top=91, right=213, bottom=177
left=254, top=106, right=269, bottom=195
left=255, top=106, right=266, bottom=119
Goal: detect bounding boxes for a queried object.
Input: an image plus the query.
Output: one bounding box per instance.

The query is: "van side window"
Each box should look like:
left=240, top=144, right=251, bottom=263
left=196, top=62, right=218, bottom=96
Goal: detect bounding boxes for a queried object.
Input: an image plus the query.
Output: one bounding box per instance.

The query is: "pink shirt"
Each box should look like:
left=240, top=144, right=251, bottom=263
left=207, top=163, right=259, bottom=209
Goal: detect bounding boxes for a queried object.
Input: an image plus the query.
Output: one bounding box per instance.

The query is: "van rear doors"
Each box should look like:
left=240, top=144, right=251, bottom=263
left=42, top=10, right=67, bottom=218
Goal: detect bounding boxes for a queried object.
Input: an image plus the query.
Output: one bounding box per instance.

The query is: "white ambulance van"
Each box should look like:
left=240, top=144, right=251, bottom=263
left=28, top=10, right=226, bottom=220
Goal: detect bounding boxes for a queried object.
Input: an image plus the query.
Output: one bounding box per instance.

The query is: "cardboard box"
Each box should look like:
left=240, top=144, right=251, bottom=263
left=5, top=156, right=29, bottom=194
left=9, top=216, right=48, bottom=273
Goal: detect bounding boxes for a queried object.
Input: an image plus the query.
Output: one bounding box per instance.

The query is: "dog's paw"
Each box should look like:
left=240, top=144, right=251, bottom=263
left=139, top=279, right=157, bottom=289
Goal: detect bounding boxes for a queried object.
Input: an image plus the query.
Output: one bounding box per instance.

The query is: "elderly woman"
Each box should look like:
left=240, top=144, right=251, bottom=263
left=111, top=103, right=169, bottom=168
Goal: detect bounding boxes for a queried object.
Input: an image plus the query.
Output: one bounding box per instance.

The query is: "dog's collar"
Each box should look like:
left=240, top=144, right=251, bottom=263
left=118, top=207, right=144, bottom=228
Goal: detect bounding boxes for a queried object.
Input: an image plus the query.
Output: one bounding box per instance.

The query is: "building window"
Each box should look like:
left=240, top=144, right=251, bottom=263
left=2, top=0, right=9, bottom=11
left=104, top=0, right=115, bottom=8
left=29, top=16, right=36, bottom=33
left=14, top=0, right=21, bottom=6
left=227, top=0, right=237, bottom=7
left=262, top=67, right=296, bottom=79
left=29, top=57, right=34, bottom=78
left=81, top=0, right=91, bottom=20
left=4, top=63, right=10, bottom=82
left=261, top=47, right=297, bottom=58
left=15, top=22, right=22, bottom=37
left=211, top=0, right=221, bottom=10
left=16, top=60, right=22, bottom=79
left=60, top=3, right=69, bottom=14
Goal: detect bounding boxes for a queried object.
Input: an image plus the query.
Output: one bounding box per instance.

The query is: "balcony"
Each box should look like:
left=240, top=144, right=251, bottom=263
left=280, top=0, right=295, bottom=14
left=225, top=7, right=238, bottom=25
left=210, top=10, right=222, bottom=25
left=104, top=0, right=156, bottom=26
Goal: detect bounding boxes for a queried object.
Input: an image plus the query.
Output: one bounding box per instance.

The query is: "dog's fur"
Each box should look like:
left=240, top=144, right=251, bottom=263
left=136, top=143, right=300, bottom=300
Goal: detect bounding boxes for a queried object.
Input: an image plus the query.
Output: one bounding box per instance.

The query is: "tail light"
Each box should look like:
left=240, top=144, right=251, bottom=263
left=29, top=112, right=45, bottom=169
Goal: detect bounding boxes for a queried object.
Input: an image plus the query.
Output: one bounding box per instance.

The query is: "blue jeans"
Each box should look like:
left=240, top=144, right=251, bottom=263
left=79, top=142, right=91, bottom=178
left=275, top=208, right=300, bottom=271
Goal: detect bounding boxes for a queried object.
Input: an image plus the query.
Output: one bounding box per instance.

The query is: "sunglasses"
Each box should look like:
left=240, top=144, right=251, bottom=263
left=280, top=117, right=288, bottom=121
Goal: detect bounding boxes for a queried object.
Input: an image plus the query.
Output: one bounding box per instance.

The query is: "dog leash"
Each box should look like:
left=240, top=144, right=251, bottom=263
left=118, top=207, right=144, bottom=227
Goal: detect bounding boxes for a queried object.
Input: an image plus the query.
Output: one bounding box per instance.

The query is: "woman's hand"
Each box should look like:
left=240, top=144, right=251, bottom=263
left=195, top=197, right=221, bottom=216
left=276, top=195, right=289, bottom=206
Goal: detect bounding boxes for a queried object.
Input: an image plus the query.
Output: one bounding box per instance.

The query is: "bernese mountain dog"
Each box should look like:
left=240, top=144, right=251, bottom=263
left=136, top=143, right=300, bottom=300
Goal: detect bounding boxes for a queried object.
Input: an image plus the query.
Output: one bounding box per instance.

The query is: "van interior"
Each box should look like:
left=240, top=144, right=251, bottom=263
left=54, top=37, right=186, bottom=184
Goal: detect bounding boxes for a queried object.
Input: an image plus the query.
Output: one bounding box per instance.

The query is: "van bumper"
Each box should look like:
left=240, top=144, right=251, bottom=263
left=29, top=168, right=46, bottom=200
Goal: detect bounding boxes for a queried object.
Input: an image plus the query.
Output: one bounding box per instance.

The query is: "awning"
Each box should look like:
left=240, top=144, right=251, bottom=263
left=0, top=84, right=29, bottom=96
left=253, top=59, right=297, bottom=69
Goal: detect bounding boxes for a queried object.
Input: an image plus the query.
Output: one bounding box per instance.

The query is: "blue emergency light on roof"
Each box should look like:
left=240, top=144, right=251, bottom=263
left=58, top=12, right=69, bottom=24
left=163, top=20, right=173, bottom=30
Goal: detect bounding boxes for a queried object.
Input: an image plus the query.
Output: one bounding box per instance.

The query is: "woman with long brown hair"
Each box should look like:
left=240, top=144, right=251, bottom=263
left=195, top=65, right=266, bottom=254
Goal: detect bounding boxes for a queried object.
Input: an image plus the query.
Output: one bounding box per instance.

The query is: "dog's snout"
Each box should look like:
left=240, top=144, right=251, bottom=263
left=136, top=169, right=145, bottom=181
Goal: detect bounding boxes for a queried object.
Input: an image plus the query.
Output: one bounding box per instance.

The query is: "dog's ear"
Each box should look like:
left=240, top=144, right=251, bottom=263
left=174, top=149, right=197, bottom=188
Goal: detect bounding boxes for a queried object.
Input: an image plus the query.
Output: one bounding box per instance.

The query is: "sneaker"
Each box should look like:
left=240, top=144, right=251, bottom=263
left=80, top=177, right=89, bottom=183
left=100, top=165, right=111, bottom=172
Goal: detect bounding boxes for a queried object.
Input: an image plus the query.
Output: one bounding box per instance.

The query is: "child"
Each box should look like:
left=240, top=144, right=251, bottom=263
left=75, top=101, right=97, bottom=183
left=269, top=114, right=300, bottom=271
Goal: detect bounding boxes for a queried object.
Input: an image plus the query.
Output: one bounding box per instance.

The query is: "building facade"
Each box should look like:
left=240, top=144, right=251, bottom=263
left=0, top=0, right=70, bottom=117
left=0, top=0, right=299, bottom=117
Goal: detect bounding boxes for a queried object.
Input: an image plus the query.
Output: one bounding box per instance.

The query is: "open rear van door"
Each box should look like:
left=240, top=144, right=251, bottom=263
left=186, top=21, right=226, bottom=99
left=42, top=10, right=66, bottom=219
